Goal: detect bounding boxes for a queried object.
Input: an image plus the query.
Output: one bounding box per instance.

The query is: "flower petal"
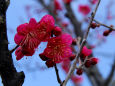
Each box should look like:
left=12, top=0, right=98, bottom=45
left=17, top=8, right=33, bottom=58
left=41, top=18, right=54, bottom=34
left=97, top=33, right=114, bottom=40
left=14, top=33, right=25, bottom=45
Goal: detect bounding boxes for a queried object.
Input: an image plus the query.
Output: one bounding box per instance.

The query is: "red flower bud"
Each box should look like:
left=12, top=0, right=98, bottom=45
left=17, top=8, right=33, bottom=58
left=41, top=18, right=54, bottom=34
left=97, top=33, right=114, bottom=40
left=90, top=58, right=98, bottom=65
left=76, top=69, right=83, bottom=75
left=72, top=39, right=77, bottom=45
left=53, top=26, right=62, bottom=36
left=39, top=53, right=49, bottom=61
left=103, top=30, right=111, bottom=36
left=90, top=23, right=97, bottom=29
left=45, top=60, right=55, bottom=68
left=69, top=54, right=76, bottom=61
left=85, top=60, right=91, bottom=68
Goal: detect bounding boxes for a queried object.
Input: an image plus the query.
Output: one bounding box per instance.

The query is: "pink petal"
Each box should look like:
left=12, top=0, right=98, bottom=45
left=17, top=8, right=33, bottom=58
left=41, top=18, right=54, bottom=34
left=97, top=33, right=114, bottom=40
left=82, top=46, right=92, bottom=56
left=53, top=26, right=62, bottom=36
left=28, top=18, right=37, bottom=30
left=61, top=33, right=73, bottom=45
left=17, top=23, right=28, bottom=35
left=14, top=33, right=24, bottom=45
left=22, top=48, right=35, bottom=56
left=15, top=47, right=24, bottom=60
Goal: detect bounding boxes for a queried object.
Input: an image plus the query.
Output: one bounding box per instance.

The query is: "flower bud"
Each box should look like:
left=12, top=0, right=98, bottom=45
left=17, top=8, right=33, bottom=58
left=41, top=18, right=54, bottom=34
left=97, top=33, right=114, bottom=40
left=45, top=60, right=55, bottom=68
left=90, top=58, right=98, bottom=65
left=76, top=68, right=83, bottom=75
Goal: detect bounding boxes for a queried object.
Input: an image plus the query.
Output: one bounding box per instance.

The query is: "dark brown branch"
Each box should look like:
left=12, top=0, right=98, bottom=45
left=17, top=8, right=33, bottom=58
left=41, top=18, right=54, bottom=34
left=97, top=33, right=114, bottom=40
left=54, top=64, right=62, bottom=85
left=64, top=3, right=83, bottom=38
left=0, top=0, right=25, bottom=86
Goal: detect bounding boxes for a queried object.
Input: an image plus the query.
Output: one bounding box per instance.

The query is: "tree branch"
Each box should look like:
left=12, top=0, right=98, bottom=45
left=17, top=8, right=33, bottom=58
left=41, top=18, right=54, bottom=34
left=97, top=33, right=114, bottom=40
left=54, top=64, right=62, bottom=85
left=64, top=3, right=83, bottom=38
left=10, top=45, right=19, bottom=53
left=62, top=0, right=101, bottom=86
left=0, top=0, right=25, bottom=86
left=94, top=19, right=115, bottom=31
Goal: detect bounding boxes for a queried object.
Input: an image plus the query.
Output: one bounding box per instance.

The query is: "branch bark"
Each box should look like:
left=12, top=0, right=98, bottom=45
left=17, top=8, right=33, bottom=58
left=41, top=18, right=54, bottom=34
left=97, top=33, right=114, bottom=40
left=0, top=0, right=25, bottom=86
left=64, top=3, right=83, bottom=38
left=54, top=64, right=62, bottom=85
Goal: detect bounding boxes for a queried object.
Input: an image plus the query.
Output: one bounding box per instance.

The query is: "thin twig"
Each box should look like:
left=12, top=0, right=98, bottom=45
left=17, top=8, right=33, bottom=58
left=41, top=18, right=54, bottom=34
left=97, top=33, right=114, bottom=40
left=54, top=64, right=62, bottom=85
left=93, top=19, right=115, bottom=31
left=10, top=45, right=19, bottom=53
left=62, top=0, right=101, bottom=86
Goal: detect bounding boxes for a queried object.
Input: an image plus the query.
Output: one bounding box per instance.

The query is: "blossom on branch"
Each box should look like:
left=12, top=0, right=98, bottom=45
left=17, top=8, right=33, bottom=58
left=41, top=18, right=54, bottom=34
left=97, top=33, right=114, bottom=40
left=80, top=46, right=92, bottom=60
left=36, top=15, right=55, bottom=41
left=14, top=18, right=40, bottom=49
left=41, top=33, right=73, bottom=63
left=14, top=15, right=55, bottom=60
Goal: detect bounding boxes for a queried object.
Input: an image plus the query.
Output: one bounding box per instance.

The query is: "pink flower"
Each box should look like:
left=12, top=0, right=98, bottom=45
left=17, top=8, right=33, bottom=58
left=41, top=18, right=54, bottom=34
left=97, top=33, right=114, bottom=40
left=81, top=46, right=92, bottom=56
left=80, top=46, right=92, bottom=60
left=36, top=15, right=55, bottom=41
left=54, top=0, right=62, bottom=11
left=78, top=5, right=91, bottom=15
left=41, top=33, right=73, bottom=63
left=14, top=18, right=41, bottom=49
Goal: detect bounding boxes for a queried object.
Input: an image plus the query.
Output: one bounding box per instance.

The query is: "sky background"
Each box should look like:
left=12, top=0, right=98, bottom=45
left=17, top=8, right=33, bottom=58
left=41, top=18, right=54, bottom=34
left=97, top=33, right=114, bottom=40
left=0, top=0, right=115, bottom=86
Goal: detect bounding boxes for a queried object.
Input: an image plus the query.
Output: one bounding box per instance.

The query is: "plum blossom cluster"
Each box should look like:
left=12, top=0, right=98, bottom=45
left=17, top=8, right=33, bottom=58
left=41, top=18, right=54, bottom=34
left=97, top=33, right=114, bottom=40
left=76, top=46, right=98, bottom=75
left=14, top=15, right=98, bottom=76
left=14, top=15, right=56, bottom=60
left=14, top=15, right=75, bottom=67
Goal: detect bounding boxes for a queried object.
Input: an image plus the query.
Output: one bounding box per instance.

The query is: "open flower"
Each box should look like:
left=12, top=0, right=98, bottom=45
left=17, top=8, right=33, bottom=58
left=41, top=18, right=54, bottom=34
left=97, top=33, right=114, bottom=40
left=14, top=18, right=41, bottom=49
left=36, top=15, right=55, bottom=41
left=41, top=33, right=73, bottom=63
left=80, top=46, right=92, bottom=60
left=14, top=15, right=56, bottom=60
